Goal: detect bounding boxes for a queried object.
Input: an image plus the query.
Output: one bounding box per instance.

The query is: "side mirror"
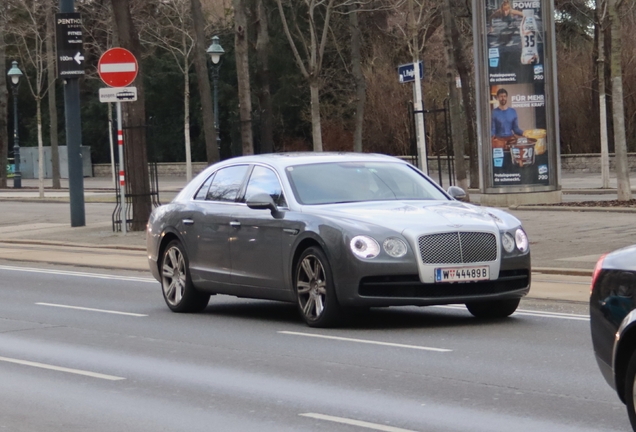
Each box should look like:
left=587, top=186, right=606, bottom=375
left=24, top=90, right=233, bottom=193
left=246, top=193, right=278, bottom=212
left=447, top=186, right=468, bottom=202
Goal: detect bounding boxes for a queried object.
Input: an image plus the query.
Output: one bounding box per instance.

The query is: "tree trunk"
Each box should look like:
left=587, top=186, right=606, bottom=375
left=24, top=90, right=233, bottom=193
left=36, top=98, right=44, bottom=198
left=184, top=47, right=192, bottom=181
left=349, top=3, right=366, bottom=153
left=309, top=80, right=323, bottom=151
left=111, top=0, right=151, bottom=231
left=0, top=19, right=8, bottom=189
left=233, top=0, right=254, bottom=155
left=255, top=0, right=273, bottom=154
left=608, top=0, right=632, bottom=200
left=448, top=0, right=478, bottom=188
left=442, top=0, right=469, bottom=194
left=190, top=0, right=219, bottom=164
left=46, top=4, right=60, bottom=189
left=596, top=4, right=610, bottom=189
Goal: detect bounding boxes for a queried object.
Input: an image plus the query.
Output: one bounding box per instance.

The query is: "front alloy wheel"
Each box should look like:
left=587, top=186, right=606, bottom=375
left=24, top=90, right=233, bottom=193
left=295, top=247, right=341, bottom=327
left=161, top=240, right=209, bottom=313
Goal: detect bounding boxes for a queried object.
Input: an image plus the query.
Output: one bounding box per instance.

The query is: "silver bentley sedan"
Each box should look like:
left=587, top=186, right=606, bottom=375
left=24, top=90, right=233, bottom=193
left=147, top=153, right=531, bottom=327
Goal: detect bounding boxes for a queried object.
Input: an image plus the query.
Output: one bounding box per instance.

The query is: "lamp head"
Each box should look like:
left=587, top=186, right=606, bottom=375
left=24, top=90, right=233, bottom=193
left=7, top=61, right=23, bottom=87
left=206, top=36, right=225, bottom=65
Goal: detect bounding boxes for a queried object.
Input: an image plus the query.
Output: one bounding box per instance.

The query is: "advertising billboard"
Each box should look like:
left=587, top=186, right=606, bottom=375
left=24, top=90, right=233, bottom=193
left=475, top=0, right=559, bottom=193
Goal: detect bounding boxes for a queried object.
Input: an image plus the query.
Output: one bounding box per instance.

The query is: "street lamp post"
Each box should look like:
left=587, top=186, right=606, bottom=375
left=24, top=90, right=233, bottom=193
left=206, top=36, right=225, bottom=155
left=7, top=61, right=23, bottom=189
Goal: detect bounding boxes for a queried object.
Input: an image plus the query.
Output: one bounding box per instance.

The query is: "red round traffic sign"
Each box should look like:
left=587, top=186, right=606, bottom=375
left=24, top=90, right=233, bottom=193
left=98, top=47, right=138, bottom=87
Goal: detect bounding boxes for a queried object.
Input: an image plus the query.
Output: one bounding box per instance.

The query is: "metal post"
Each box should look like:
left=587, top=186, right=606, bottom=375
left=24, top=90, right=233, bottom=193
left=413, top=61, right=428, bottom=174
left=12, top=86, right=21, bottom=188
left=116, top=101, right=127, bottom=235
left=60, top=0, right=85, bottom=227
left=212, top=65, right=221, bottom=154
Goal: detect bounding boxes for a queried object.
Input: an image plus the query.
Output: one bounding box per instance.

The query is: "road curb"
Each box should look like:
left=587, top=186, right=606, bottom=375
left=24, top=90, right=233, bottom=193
left=533, top=267, right=592, bottom=277
left=0, top=239, right=145, bottom=252
left=510, top=205, right=636, bottom=213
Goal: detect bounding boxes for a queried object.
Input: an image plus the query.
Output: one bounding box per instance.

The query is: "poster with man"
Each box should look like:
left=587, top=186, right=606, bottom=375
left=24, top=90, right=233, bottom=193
left=486, top=0, right=549, bottom=186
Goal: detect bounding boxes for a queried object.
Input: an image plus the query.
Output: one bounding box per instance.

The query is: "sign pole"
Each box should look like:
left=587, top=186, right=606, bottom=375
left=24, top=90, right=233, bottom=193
left=108, top=103, right=116, bottom=188
left=413, top=61, right=428, bottom=173
left=97, top=47, right=138, bottom=234
left=116, top=101, right=127, bottom=235
left=58, top=0, right=85, bottom=227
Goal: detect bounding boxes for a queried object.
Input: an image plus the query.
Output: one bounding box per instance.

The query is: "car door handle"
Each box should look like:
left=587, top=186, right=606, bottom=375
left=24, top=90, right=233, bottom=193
left=229, top=221, right=241, bottom=227
left=183, top=219, right=194, bottom=225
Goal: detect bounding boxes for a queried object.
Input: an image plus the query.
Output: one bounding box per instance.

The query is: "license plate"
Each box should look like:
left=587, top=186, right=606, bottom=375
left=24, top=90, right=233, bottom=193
left=435, top=266, right=490, bottom=283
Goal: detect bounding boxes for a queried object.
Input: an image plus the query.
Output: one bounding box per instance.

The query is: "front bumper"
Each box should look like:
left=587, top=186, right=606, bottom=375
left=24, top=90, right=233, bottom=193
left=333, top=253, right=531, bottom=307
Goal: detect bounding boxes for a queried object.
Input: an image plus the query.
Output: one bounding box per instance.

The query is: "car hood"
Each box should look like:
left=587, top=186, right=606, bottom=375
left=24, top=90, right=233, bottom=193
left=300, top=200, right=512, bottom=234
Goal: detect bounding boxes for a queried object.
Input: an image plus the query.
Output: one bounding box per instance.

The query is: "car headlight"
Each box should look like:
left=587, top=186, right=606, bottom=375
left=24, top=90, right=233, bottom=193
left=515, top=228, right=529, bottom=253
left=383, top=238, right=407, bottom=258
left=502, top=232, right=515, bottom=253
left=350, top=236, right=380, bottom=259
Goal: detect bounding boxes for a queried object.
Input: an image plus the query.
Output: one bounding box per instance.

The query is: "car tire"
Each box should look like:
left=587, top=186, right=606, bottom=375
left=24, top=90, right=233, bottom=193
left=465, top=298, right=520, bottom=319
left=161, top=240, right=210, bottom=313
left=625, top=351, right=636, bottom=431
left=294, top=246, right=341, bottom=328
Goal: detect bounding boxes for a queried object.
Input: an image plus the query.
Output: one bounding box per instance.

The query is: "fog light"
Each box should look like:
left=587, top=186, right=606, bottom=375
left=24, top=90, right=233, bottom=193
left=383, top=238, right=407, bottom=258
left=502, top=232, right=515, bottom=253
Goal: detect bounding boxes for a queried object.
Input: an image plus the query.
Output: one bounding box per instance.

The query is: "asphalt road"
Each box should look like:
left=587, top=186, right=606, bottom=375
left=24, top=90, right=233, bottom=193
left=0, top=262, right=629, bottom=431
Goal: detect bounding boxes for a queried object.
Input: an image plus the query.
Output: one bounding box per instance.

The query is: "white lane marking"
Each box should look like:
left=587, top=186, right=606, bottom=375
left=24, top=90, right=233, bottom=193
left=279, top=331, right=451, bottom=352
left=300, top=413, right=418, bottom=432
left=0, top=265, right=155, bottom=283
left=36, top=303, right=147, bottom=317
left=433, top=305, right=589, bottom=321
left=0, top=355, right=125, bottom=381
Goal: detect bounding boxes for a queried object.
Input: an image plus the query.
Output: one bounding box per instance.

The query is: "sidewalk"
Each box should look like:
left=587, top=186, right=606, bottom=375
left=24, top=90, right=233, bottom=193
left=0, top=172, right=634, bottom=304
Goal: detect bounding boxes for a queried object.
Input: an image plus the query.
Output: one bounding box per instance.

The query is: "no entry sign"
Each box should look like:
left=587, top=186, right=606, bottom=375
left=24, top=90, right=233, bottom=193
left=98, top=48, right=138, bottom=87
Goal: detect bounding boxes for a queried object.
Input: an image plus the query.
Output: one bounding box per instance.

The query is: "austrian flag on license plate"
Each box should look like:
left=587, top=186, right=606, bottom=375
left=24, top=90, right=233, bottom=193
left=435, top=266, right=490, bottom=283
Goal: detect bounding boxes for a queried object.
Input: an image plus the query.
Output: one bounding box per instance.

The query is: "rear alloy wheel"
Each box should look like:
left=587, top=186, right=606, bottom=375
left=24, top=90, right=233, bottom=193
left=465, top=298, right=520, bottom=319
left=294, top=247, right=341, bottom=327
left=161, top=240, right=209, bottom=313
left=625, top=351, right=636, bottom=431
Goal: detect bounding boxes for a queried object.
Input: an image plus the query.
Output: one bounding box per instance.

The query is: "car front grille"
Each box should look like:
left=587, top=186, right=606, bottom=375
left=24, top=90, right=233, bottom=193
left=418, top=232, right=497, bottom=264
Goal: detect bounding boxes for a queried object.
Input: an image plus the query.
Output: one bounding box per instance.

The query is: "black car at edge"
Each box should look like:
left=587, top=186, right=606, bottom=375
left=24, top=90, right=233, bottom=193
left=590, top=245, right=636, bottom=430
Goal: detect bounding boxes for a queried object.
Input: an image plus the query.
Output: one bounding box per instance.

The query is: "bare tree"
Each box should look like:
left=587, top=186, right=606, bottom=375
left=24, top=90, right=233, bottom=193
left=111, top=0, right=152, bottom=231
left=190, top=0, right=220, bottom=163
left=8, top=0, right=52, bottom=198
left=46, top=1, right=60, bottom=189
left=143, top=0, right=197, bottom=180
left=441, top=0, right=468, bottom=194
left=254, top=0, right=274, bottom=153
left=596, top=0, right=610, bottom=188
left=275, top=0, right=338, bottom=151
left=349, top=2, right=365, bottom=152
left=233, top=0, right=254, bottom=155
left=608, top=0, right=631, bottom=200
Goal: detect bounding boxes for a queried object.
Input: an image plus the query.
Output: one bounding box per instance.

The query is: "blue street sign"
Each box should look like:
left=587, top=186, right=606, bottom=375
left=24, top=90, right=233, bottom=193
left=398, top=61, right=424, bottom=83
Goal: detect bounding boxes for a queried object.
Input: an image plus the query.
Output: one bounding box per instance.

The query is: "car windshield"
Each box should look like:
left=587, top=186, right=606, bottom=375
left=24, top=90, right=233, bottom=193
left=286, top=161, right=449, bottom=205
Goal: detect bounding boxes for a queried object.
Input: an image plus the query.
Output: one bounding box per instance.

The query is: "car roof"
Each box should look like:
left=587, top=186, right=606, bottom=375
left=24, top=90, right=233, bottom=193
left=214, top=152, right=410, bottom=171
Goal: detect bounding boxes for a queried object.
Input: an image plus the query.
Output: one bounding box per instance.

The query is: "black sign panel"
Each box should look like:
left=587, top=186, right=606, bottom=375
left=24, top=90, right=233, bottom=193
left=55, top=12, right=85, bottom=78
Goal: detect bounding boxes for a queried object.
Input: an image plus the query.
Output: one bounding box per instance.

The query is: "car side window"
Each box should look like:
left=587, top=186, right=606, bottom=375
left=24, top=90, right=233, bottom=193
left=244, top=166, right=287, bottom=207
left=194, top=174, right=215, bottom=200
left=206, top=165, right=249, bottom=202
